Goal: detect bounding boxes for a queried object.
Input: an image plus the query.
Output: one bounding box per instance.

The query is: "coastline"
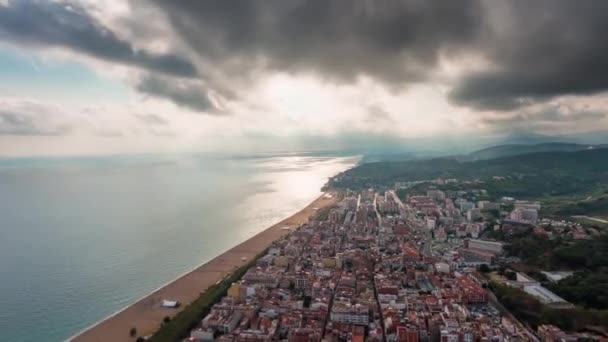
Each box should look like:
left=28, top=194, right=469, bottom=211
left=69, top=191, right=337, bottom=342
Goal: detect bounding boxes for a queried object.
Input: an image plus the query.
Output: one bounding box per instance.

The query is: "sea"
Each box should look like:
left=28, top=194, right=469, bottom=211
left=0, top=152, right=358, bottom=342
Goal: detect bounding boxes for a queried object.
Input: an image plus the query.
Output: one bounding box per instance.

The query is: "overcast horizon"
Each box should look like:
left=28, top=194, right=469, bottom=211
left=1, top=0, right=608, bottom=156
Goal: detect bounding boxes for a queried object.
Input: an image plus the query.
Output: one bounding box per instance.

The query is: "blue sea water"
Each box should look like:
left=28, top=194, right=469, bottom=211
left=0, top=152, right=357, bottom=342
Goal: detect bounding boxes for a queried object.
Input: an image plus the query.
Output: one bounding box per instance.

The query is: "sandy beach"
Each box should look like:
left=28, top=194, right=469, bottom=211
left=69, top=192, right=336, bottom=342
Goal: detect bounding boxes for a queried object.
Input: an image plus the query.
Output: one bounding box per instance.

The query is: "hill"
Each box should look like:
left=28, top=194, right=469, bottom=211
left=546, top=196, right=608, bottom=217
left=464, top=142, right=604, bottom=161
left=328, top=148, right=608, bottom=198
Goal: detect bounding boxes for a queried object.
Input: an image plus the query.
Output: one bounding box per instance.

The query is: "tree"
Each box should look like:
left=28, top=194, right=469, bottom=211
left=478, top=264, right=491, bottom=273
left=129, top=327, right=137, bottom=338
left=163, top=316, right=171, bottom=324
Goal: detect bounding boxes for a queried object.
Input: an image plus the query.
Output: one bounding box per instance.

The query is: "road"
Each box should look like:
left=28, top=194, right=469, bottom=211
left=486, top=290, right=540, bottom=342
left=572, top=215, right=608, bottom=224
left=373, top=193, right=383, bottom=226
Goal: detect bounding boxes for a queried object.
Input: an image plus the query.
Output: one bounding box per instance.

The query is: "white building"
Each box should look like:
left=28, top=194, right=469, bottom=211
left=330, top=302, right=369, bottom=326
left=467, top=239, right=503, bottom=254
left=514, top=201, right=541, bottom=211
left=541, top=271, right=574, bottom=283
left=510, top=208, right=538, bottom=223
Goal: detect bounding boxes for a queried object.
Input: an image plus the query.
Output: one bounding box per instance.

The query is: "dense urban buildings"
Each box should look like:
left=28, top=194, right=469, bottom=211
left=183, top=183, right=590, bottom=342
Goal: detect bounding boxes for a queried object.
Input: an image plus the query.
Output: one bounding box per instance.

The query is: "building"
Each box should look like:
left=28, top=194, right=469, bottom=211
left=227, top=282, right=241, bottom=299
left=288, top=328, right=321, bottom=342
left=330, top=302, right=369, bottom=326
left=397, top=326, right=419, bottom=342
left=477, top=201, right=499, bottom=210
left=328, top=209, right=342, bottom=223
left=427, top=190, right=446, bottom=202
left=456, top=276, right=488, bottom=304
left=523, top=285, right=573, bottom=308
left=537, top=325, right=576, bottom=342
left=466, top=208, right=481, bottom=222
left=510, top=208, right=538, bottom=223
left=514, top=201, right=541, bottom=211
left=459, top=201, right=475, bottom=213
left=540, top=271, right=573, bottom=283
left=467, top=239, right=503, bottom=254
left=460, top=248, right=495, bottom=264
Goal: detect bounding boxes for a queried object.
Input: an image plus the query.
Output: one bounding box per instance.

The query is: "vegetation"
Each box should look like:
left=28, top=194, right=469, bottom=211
left=312, top=205, right=336, bottom=222
left=462, top=143, right=604, bottom=161
left=552, top=234, right=608, bottom=270
left=548, top=270, right=608, bottom=310
left=547, top=235, right=608, bottom=310
left=478, top=264, right=491, bottom=273
left=495, top=230, right=608, bottom=310
left=497, top=231, right=608, bottom=271
left=549, top=195, right=608, bottom=217
left=570, top=216, right=608, bottom=230
left=148, top=249, right=269, bottom=342
left=329, top=148, right=608, bottom=199
left=491, top=231, right=561, bottom=267
left=490, top=282, right=608, bottom=331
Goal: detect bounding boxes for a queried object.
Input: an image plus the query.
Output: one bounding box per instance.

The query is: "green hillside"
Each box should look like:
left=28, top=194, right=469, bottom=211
left=464, top=142, right=604, bottom=161
left=546, top=196, right=608, bottom=217
left=329, top=148, right=608, bottom=198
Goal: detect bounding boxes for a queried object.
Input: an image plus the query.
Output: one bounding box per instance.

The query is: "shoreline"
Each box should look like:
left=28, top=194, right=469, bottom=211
left=69, top=192, right=337, bottom=342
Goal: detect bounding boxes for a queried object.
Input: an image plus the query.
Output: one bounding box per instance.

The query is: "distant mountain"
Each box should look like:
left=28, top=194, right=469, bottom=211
left=494, top=131, right=569, bottom=145
left=464, top=142, right=606, bottom=161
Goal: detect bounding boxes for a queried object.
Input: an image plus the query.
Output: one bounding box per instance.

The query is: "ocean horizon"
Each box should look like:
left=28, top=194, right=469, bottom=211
left=0, top=152, right=357, bottom=342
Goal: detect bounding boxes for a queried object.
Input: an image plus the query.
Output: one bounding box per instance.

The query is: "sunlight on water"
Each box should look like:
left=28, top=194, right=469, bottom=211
left=0, top=152, right=358, bottom=342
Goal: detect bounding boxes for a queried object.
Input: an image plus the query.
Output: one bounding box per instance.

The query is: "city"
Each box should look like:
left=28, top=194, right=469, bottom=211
left=183, top=181, right=606, bottom=342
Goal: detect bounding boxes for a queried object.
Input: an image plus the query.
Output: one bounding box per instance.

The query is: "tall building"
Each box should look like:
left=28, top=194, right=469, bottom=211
left=510, top=208, right=538, bottom=223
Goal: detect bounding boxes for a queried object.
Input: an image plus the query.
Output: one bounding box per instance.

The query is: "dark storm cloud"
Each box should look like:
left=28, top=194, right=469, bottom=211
left=147, top=0, right=608, bottom=112
left=0, top=0, right=195, bottom=78
left=4, top=0, right=607, bottom=116
left=149, top=0, right=484, bottom=85
left=0, top=105, right=70, bottom=136
left=450, top=1, right=608, bottom=110
left=136, top=75, right=218, bottom=113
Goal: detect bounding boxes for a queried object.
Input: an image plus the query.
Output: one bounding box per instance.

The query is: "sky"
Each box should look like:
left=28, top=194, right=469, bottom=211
left=1, top=0, right=608, bottom=156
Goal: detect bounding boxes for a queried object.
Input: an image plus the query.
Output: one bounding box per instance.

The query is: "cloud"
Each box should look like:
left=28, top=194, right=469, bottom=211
left=480, top=103, right=607, bottom=131
left=145, top=0, right=608, bottom=114
left=149, top=0, right=483, bottom=86
left=0, top=0, right=196, bottom=77
left=135, top=75, right=219, bottom=113
left=134, top=113, right=169, bottom=126
left=0, top=102, right=71, bottom=136
left=365, top=105, right=396, bottom=125
left=93, top=130, right=124, bottom=138
left=450, top=1, right=608, bottom=110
